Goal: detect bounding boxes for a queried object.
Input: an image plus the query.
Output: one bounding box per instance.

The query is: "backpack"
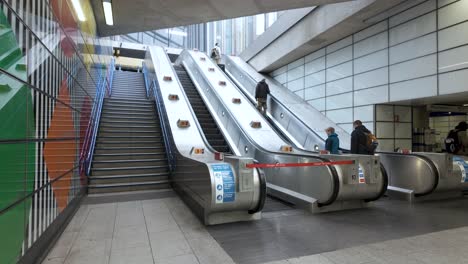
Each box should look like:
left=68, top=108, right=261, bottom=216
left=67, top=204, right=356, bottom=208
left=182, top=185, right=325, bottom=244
left=365, top=132, right=378, bottom=154
left=210, top=48, right=218, bottom=58
left=445, top=129, right=460, bottom=153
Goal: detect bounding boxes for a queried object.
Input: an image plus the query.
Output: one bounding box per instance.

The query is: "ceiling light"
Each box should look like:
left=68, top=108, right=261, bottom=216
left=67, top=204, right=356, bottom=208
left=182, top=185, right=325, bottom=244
left=71, top=0, right=86, bottom=22
left=102, top=0, right=114, bottom=26
left=464, top=104, right=468, bottom=107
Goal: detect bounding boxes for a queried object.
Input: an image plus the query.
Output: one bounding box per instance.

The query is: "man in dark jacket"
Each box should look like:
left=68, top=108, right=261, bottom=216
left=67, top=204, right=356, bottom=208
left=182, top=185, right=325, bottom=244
left=351, top=120, right=374, bottom=155
left=255, top=79, right=270, bottom=115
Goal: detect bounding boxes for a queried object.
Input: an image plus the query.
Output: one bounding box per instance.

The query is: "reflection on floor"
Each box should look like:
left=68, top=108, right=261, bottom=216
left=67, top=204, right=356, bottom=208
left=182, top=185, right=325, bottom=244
left=208, top=195, right=468, bottom=264
left=43, top=192, right=468, bottom=264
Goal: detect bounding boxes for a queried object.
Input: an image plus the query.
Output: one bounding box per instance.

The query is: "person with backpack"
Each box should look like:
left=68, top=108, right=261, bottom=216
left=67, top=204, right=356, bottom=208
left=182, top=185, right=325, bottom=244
left=255, top=78, right=270, bottom=115
left=351, top=120, right=378, bottom=155
left=210, top=43, right=221, bottom=64
left=325, top=127, right=340, bottom=154
left=446, top=121, right=468, bottom=155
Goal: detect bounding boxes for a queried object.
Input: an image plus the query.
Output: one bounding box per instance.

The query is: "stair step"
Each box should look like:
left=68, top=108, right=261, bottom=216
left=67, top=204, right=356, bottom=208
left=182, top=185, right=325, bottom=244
left=89, top=173, right=169, bottom=184
left=101, top=111, right=155, bottom=117
left=87, top=180, right=171, bottom=194
left=96, top=141, right=163, bottom=148
left=92, top=165, right=169, bottom=176
left=94, top=153, right=166, bottom=161
left=93, top=159, right=168, bottom=168
left=94, top=146, right=165, bottom=154
left=101, top=120, right=158, bottom=125
left=97, top=135, right=162, bottom=141
left=98, top=131, right=161, bottom=137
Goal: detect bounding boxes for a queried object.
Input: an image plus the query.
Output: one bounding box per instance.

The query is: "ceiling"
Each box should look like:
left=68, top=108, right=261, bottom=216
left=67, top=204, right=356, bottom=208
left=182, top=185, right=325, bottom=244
left=90, top=0, right=353, bottom=36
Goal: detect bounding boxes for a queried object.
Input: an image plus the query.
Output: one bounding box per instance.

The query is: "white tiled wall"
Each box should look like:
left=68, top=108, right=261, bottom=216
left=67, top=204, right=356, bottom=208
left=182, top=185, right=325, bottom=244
left=270, top=0, right=468, bottom=141
left=375, top=105, right=413, bottom=151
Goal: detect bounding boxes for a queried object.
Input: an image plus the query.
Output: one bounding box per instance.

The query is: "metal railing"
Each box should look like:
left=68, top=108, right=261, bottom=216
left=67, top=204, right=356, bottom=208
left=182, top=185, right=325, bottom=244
left=142, top=62, right=150, bottom=98
left=79, top=58, right=115, bottom=176
left=142, top=62, right=176, bottom=173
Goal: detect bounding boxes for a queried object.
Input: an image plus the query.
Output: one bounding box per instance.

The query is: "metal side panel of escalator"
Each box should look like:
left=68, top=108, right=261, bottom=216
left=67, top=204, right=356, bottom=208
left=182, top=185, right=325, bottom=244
left=143, top=46, right=266, bottom=225
left=178, top=49, right=388, bottom=213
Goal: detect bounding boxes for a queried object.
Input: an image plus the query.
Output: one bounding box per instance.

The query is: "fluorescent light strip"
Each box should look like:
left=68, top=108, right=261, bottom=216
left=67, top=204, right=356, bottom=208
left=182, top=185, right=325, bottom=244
left=103, top=0, right=114, bottom=26
left=71, top=0, right=86, bottom=22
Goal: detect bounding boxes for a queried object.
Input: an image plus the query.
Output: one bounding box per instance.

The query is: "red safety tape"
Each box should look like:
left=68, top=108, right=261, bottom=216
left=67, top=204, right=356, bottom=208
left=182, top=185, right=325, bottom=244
left=245, top=160, right=354, bottom=169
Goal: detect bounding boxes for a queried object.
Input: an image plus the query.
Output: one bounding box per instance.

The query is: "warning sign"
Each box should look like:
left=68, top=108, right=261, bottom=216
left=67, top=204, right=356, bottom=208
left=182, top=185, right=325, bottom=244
left=358, top=167, right=365, bottom=184
left=454, top=156, right=468, bottom=183
left=212, top=164, right=236, bottom=203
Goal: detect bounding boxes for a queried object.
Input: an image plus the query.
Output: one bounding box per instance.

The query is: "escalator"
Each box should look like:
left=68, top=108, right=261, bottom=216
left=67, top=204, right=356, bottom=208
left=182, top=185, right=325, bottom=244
left=224, top=55, right=468, bottom=201
left=173, top=65, right=231, bottom=154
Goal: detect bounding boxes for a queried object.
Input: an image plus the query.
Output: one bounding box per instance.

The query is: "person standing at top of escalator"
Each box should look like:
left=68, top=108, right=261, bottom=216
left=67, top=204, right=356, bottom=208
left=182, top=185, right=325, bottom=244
left=446, top=121, right=468, bottom=155
left=351, top=120, right=378, bottom=155
left=325, top=127, right=340, bottom=154
left=210, top=43, right=221, bottom=64
left=255, top=78, right=270, bottom=115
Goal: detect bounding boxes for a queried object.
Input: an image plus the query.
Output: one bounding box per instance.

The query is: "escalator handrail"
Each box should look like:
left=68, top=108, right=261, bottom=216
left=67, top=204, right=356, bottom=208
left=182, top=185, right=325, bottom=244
left=225, top=56, right=328, bottom=146
left=249, top=160, right=267, bottom=214
left=185, top=51, right=340, bottom=206
left=378, top=151, right=440, bottom=197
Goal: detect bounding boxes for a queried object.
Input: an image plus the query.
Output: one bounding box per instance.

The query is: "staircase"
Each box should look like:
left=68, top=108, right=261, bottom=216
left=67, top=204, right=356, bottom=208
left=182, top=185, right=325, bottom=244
left=88, top=70, right=170, bottom=194
left=174, top=65, right=232, bottom=154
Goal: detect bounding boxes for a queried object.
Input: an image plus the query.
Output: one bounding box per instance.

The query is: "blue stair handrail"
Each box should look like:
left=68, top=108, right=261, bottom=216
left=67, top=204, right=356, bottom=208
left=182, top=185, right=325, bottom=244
left=142, top=62, right=176, bottom=173
left=81, top=58, right=115, bottom=176
left=142, top=62, right=150, bottom=98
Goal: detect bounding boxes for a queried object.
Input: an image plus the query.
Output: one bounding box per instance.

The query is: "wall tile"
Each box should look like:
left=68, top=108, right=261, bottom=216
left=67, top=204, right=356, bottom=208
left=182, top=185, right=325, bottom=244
left=287, top=77, right=304, bottom=91
left=389, top=12, right=436, bottom=46
left=439, top=68, right=468, bottom=94
left=327, top=46, right=353, bottom=67
left=305, top=48, right=326, bottom=63
left=326, top=36, right=353, bottom=53
left=308, top=98, right=326, bottom=111
left=389, top=33, right=437, bottom=64
left=394, top=106, right=412, bottom=122
left=395, top=122, right=412, bottom=138
left=354, top=50, right=388, bottom=74
left=294, top=89, right=304, bottom=99
left=390, top=0, right=436, bottom=27
left=326, top=92, right=353, bottom=110
left=438, top=0, right=459, bottom=7
left=304, top=85, right=325, bottom=100
left=438, top=0, right=468, bottom=28
left=305, top=71, right=326, bottom=87
left=354, top=105, right=375, bottom=122
left=288, top=57, right=305, bottom=70
left=376, top=105, right=394, bottom=121
left=354, top=85, right=389, bottom=106
left=305, top=57, right=326, bottom=75
left=287, top=65, right=304, bottom=81
left=354, top=20, right=388, bottom=42
left=326, top=108, right=353, bottom=124
left=271, top=65, right=287, bottom=76
left=390, top=75, right=438, bottom=101
left=376, top=122, right=395, bottom=138
left=378, top=139, right=395, bottom=151
left=274, top=72, right=287, bottom=84
left=354, top=67, right=389, bottom=90
left=354, top=32, right=388, bottom=58
left=389, top=54, right=437, bottom=83
left=326, top=77, right=353, bottom=96
left=326, top=61, right=352, bottom=81
left=438, top=44, right=468, bottom=73
left=438, top=21, right=468, bottom=51
left=395, top=139, right=412, bottom=149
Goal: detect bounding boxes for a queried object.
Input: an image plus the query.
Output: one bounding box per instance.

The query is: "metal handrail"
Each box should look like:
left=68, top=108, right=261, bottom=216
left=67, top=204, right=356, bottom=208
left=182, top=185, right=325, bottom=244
left=152, top=80, right=177, bottom=172
left=79, top=58, right=115, bottom=176
left=142, top=62, right=150, bottom=98
left=142, top=62, right=176, bottom=172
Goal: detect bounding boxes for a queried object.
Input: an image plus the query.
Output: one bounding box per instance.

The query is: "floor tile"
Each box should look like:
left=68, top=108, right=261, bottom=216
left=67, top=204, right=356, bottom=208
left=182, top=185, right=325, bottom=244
left=155, top=253, right=199, bottom=264
left=109, top=246, right=154, bottom=264
left=149, top=228, right=193, bottom=259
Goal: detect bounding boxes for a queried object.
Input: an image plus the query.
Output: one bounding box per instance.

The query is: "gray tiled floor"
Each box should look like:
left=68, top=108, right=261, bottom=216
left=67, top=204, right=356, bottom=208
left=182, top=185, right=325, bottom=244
left=207, top=195, right=468, bottom=264
left=43, top=194, right=468, bottom=264
left=42, top=196, right=234, bottom=264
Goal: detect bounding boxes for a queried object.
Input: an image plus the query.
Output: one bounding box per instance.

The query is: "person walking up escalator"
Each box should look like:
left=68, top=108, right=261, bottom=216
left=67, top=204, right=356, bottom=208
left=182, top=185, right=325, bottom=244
left=255, top=78, right=270, bottom=115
